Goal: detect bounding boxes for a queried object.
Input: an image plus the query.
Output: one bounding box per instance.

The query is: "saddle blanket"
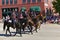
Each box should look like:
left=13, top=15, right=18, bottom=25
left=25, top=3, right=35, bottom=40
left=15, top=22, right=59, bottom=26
left=8, top=20, right=12, bottom=23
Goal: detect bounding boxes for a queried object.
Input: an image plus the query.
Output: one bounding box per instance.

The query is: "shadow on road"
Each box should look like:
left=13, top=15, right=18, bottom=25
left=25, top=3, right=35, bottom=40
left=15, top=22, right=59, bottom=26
left=11, top=31, right=31, bottom=34
left=0, top=31, right=32, bottom=37
left=0, top=34, right=12, bottom=37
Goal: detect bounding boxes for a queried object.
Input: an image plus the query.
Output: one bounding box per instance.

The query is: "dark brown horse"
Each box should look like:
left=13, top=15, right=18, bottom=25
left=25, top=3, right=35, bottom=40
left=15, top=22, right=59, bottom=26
left=17, top=11, right=33, bottom=34
left=11, top=11, right=34, bottom=37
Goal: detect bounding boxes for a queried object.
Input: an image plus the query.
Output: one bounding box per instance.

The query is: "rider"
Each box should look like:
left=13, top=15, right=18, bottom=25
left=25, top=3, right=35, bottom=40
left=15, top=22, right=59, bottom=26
left=11, top=11, right=17, bottom=27
left=18, top=10, right=27, bottom=26
left=22, top=11, right=28, bottom=25
left=5, top=15, right=10, bottom=22
left=30, top=11, right=37, bottom=24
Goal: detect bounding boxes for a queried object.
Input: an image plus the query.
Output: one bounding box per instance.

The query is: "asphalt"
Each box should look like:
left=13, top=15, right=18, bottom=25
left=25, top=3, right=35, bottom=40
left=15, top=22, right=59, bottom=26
left=0, top=23, right=60, bottom=40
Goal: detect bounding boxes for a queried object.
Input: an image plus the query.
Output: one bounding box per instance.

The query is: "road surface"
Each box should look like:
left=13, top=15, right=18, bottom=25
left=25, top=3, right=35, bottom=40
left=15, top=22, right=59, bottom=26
left=0, top=23, right=60, bottom=40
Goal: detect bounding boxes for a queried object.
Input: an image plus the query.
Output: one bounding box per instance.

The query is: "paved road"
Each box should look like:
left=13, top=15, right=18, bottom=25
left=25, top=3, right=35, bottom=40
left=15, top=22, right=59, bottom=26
left=0, top=23, right=60, bottom=40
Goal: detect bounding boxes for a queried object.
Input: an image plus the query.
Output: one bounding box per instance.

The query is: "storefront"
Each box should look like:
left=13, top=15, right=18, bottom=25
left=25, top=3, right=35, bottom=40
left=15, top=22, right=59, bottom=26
left=2, top=8, right=18, bottom=17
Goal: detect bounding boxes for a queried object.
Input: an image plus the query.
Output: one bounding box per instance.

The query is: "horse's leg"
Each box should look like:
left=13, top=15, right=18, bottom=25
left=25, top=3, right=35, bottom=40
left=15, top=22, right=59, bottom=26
left=27, top=25, right=30, bottom=31
left=19, top=27, right=22, bottom=37
left=8, top=29, right=11, bottom=36
left=19, top=22, right=22, bottom=37
left=28, top=22, right=33, bottom=34
left=35, top=24, right=38, bottom=32
left=39, top=21, right=41, bottom=30
left=23, top=22, right=27, bottom=34
left=3, top=23, right=6, bottom=31
left=22, top=25, right=25, bottom=34
left=6, top=29, right=7, bottom=35
left=13, top=22, right=19, bottom=36
left=37, top=21, right=41, bottom=30
left=7, top=25, right=11, bottom=36
left=30, top=25, right=33, bottom=34
left=3, top=21, right=6, bottom=31
left=14, top=28, right=18, bottom=36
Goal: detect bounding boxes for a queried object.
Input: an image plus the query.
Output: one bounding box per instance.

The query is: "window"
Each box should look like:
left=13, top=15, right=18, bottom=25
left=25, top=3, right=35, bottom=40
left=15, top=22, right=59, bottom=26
left=14, top=0, right=17, bottom=4
left=27, top=0, right=30, bottom=3
left=2, top=0, right=4, bottom=5
left=22, top=0, right=26, bottom=3
left=32, top=0, right=36, bottom=3
left=6, top=0, right=9, bottom=4
left=45, top=0, right=48, bottom=3
left=10, top=0, right=13, bottom=4
left=37, top=0, right=41, bottom=2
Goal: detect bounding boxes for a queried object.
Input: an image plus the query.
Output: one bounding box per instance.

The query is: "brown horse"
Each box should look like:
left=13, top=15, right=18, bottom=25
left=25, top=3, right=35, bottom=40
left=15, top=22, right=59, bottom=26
left=28, top=11, right=41, bottom=32
left=35, top=13, right=42, bottom=30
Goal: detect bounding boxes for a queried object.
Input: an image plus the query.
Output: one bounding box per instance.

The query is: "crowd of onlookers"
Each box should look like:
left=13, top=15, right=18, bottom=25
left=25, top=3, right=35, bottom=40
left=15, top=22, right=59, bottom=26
left=42, top=13, right=60, bottom=24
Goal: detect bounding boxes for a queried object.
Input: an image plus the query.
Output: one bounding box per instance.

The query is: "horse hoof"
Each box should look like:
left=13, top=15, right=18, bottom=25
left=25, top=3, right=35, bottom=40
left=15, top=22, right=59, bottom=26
left=10, top=34, right=12, bottom=36
left=31, top=33, right=33, bottom=35
left=36, top=31, right=38, bottom=33
left=13, top=35, right=16, bottom=36
left=10, top=35, right=11, bottom=36
left=20, top=35, right=22, bottom=37
left=13, top=34, right=16, bottom=36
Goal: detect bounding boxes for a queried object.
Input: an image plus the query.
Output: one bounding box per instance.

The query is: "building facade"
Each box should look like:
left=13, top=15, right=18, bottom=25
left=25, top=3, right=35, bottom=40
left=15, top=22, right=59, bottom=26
left=0, top=0, right=52, bottom=19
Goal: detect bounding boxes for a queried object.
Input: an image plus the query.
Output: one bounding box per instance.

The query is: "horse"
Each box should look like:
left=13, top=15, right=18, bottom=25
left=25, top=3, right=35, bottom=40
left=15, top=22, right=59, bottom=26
left=28, top=11, right=42, bottom=32
left=3, top=19, right=15, bottom=36
left=3, top=11, right=23, bottom=36
left=13, top=11, right=34, bottom=36
left=35, top=14, right=43, bottom=30
left=26, top=14, right=34, bottom=34
left=16, top=11, right=33, bottom=35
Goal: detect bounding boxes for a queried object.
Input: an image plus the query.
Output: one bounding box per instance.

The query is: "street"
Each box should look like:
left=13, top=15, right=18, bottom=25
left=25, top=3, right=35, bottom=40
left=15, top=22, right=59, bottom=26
left=0, top=23, right=60, bottom=40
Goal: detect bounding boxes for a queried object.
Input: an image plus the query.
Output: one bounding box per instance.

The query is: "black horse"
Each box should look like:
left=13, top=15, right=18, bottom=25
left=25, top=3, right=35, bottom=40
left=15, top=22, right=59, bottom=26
left=3, top=19, right=15, bottom=36
left=3, top=19, right=23, bottom=36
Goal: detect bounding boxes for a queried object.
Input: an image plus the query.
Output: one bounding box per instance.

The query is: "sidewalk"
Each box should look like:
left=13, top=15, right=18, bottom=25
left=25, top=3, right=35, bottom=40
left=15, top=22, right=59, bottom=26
left=0, top=19, right=3, bottom=23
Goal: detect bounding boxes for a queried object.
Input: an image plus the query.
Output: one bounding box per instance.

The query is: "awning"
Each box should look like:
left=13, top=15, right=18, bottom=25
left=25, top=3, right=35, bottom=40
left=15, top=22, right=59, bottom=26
left=30, top=6, right=41, bottom=12
left=21, top=7, right=26, bottom=12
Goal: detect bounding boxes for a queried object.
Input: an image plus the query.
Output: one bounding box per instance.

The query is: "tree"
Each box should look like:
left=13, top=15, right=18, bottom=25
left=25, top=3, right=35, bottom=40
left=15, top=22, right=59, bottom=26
left=52, top=0, right=60, bottom=15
